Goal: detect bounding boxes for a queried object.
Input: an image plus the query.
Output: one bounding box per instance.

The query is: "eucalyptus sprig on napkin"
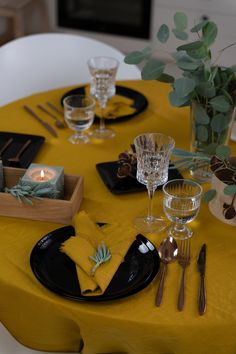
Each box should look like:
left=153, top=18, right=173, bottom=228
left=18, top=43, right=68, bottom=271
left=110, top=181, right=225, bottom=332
left=5, top=179, right=60, bottom=204
left=89, top=241, right=111, bottom=276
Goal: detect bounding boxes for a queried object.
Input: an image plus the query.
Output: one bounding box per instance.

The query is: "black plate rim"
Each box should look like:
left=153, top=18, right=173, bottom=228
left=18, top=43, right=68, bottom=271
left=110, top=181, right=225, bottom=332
left=60, top=85, right=148, bottom=123
left=30, top=225, right=160, bottom=302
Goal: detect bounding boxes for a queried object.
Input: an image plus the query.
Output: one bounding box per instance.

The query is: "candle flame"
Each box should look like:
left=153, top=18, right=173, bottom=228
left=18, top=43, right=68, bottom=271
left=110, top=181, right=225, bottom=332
left=40, top=170, right=45, bottom=180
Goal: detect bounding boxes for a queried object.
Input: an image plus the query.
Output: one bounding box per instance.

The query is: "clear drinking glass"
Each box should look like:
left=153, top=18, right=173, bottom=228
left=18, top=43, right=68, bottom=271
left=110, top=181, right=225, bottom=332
left=134, top=133, right=175, bottom=233
left=163, top=179, right=202, bottom=240
left=87, top=56, right=119, bottom=139
left=63, top=94, right=96, bottom=144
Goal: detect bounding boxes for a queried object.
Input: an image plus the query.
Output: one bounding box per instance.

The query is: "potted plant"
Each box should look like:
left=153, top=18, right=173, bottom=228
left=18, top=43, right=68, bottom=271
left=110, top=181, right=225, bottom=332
left=124, top=12, right=236, bottom=181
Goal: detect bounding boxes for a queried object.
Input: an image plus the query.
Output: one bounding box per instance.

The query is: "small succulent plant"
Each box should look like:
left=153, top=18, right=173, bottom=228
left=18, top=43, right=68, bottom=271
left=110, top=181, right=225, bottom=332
left=5, top=179, right=60, bottom=204
left=89, top=241, right=111, bottom=276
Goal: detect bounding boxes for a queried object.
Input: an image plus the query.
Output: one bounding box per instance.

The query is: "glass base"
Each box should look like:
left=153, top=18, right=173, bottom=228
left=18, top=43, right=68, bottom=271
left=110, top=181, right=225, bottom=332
left=90, top=127, right=116, bottom=139
left=133, top=215, right=167, bottom=233
left=167, top=224, right=193, bottom=240
left=68, top=133, right=89, bottom=144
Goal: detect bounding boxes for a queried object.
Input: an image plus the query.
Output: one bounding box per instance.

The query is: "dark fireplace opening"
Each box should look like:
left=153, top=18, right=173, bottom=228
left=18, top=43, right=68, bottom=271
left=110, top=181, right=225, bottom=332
left=57, top=0, right=152, bottom=39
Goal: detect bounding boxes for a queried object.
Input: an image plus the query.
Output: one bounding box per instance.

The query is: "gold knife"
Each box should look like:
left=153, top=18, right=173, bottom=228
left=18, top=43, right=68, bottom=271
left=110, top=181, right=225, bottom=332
left=23, top=105, right=58, bottom=138
left=197, top=243, right=206, bottom=315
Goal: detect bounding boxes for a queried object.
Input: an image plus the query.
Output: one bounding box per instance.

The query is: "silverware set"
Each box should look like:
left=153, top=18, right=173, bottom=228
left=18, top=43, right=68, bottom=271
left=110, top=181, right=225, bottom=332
left=0, top=138, right=32, bottom=167
left=23, top=102, right=65, bottom=138
left=156, top=237, right=207, bottom=315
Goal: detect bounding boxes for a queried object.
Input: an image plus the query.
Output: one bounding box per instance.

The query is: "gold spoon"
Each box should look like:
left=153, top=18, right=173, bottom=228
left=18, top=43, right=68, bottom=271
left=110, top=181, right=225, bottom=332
left=156, top=236, right=178, bottom=306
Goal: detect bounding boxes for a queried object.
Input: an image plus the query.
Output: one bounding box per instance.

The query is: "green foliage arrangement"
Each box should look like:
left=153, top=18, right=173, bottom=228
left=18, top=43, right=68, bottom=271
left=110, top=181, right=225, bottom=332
left=5, top=179, right=60, bottom=204
left=124, top=12, right=236, bottom=155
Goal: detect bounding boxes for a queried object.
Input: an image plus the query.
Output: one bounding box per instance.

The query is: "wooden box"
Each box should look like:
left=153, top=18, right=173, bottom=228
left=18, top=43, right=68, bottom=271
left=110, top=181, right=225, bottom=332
left=0, top=167, right=83, bottom=224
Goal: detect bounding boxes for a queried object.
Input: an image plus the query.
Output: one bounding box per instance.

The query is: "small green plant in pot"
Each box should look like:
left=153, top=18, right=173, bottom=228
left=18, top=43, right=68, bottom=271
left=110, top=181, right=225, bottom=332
left=124, top=12, right=236, bottom=181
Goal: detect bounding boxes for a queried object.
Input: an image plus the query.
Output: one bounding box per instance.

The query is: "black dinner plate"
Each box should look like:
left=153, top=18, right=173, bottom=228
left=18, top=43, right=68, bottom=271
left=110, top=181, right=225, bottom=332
left=30, top=226, right=160, bottom=302
left=96, top=161, right=183, bottom=194
left=0, top=132, right=45, bottom=168
left=60, top=85, right=148, bottom=123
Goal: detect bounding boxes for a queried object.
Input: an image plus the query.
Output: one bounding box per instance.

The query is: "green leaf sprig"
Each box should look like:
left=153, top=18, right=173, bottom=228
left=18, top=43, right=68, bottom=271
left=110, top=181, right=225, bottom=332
left=89, top=241, right=111, bottom=276
left=5, top=179, right=60, bottom=204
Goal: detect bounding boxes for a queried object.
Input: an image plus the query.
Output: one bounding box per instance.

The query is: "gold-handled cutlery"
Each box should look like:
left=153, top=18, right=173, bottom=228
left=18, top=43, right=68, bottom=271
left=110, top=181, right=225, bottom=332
left=23, top=105, right=58, bottom=138
left=156, top=236, right=178, bottom=306
left=7, top=139, right=32, bottom=166
left=0, top=138, right=14, bottom=159
left=197, top=243, right=206, bottom=315
left=177, top=239, right=191, bottom=311
left=46, top=101, right=64, bottom=117
left=37, top=104, right=65, bottom=129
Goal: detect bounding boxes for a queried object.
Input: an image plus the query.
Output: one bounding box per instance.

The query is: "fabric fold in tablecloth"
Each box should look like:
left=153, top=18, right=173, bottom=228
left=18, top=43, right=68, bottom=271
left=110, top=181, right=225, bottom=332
left=60, top=211, right=137, bottom=295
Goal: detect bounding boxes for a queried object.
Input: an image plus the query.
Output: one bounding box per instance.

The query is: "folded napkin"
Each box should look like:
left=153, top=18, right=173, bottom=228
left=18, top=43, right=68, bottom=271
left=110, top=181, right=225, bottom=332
left=98, top=95, right=136, bottom=119
left=60, top=211, right=137, bottom=296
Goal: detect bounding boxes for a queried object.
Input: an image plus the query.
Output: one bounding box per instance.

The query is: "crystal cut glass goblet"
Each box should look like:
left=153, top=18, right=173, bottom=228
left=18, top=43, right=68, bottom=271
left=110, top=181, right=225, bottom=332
left=87, top=56, right=119, bottom=139
left=163, top=179, right=202, bottom=240
left=134, top=133, right=175, bottom=233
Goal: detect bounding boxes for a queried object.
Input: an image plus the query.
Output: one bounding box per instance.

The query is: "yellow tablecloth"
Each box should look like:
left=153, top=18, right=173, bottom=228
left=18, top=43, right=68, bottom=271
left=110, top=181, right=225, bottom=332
left=0, top=80, right=236, bottom=354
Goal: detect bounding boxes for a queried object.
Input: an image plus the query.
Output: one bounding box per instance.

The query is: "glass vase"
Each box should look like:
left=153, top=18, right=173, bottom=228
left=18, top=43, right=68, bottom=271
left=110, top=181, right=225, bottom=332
left=190, top=100, right=235, bottom=182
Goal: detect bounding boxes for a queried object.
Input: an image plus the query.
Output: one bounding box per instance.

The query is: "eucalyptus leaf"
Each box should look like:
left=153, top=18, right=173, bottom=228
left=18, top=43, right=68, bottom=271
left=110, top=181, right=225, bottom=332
left=195, top=82, right=216, bottom=98
left=203, top=189, right=217, bottom=202
left=169, top=90, right=190, bottom=107
left=141, top=58, right=165, bottom=80
left=210, top=96, right=231, bottom=113
left=203, top=143, right=218, bottom=155
left=210, top=114, right=229, bottom=133
left=174, top=12, right=187, bottom=30
left=215, top=145, right=231, bottom=159
left=174, top=77, right=196, bottom=97
left=196, top=125, right=208, bottom=142
left=172, top=29, right=188, bottom=40
left=193, top=103, right=210, bottom=124
left=202, top=21, right=218, bottom=47
left=177, top=41, right=204, bottom=52
left=124, top=51, right=145, bottom=64
left=190, top=20, right=209, bottom=33
left=157, top=73, right=175, bottom=83
left=224, top=185, right=236, bottom=196
left=176, top=57, right=201, bottom=71
left=187, top=44, right=209, bottom=59
left=157, top=24, right=170, bottom=43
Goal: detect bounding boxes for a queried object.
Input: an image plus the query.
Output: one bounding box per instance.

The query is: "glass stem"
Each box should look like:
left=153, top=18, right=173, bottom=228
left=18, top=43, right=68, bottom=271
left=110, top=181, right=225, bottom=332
left=147, top=184, right=156, bottom=222
left=99, top=105, right=106, bottom=132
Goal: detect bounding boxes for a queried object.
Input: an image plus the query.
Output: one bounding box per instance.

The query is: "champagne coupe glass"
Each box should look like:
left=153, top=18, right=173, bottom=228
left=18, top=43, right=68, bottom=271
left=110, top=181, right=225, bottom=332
left=63, top=94, right=96, bottom=144
left=134, top=133, right=175, bottom=233
left=163, top=179, right=202, bottom=240
left=87, top=56, right=119, bottom=139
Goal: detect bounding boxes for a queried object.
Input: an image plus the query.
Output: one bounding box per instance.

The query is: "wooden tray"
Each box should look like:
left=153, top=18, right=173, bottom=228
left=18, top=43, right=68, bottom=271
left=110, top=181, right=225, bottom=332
left=0, top=167, right=83, bottom=224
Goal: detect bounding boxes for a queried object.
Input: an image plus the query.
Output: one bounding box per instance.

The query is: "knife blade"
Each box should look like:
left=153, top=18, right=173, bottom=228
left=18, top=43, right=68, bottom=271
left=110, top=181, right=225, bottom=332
left=23, top=105, right=58, bottom=138
left=197, top=243, right=206, bottom=315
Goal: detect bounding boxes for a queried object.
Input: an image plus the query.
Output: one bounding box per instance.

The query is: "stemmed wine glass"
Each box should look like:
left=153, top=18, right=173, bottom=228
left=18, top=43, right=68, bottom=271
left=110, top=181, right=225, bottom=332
left=163, top=179, right=202, bottom=240
left=87, top=56, right=119, bottom=139
left=134, top=133, right=175, bottom=233
left=63, top=94, right=96, bottom=144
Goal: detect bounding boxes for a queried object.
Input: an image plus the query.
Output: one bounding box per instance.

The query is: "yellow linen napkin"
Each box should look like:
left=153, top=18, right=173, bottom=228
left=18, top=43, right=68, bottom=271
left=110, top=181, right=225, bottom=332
left=60, top=211, right=137, bottom=295
left=98, top=95, right=136, bottom=119
left=84, top=85, right=136, bottom=119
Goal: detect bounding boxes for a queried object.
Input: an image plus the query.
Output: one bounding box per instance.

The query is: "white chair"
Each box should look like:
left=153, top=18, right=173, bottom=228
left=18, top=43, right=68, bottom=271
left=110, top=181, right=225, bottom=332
left=0, top=322, right=78, bottom=354
left=0, top=32, right=140, bottom=106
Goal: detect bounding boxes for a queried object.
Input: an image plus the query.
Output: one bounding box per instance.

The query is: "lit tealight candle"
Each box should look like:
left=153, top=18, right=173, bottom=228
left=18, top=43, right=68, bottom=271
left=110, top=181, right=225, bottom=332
left=22, top=163, right=64, bottom=199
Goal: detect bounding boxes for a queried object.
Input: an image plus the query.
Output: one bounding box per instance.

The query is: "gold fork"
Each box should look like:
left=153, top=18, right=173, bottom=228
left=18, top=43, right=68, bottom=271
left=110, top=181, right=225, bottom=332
left=177, top=239, right=191, bottom=311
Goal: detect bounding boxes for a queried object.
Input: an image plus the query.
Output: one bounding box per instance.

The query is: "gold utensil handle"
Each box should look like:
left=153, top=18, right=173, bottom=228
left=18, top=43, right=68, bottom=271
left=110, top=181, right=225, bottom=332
left=23, top=105, right=58, bottom=138
left=156, top=263, right=167, bottom=307
left=198, top=275, right=206, bottom=315
left=177, top=268, right=186, bottom=311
